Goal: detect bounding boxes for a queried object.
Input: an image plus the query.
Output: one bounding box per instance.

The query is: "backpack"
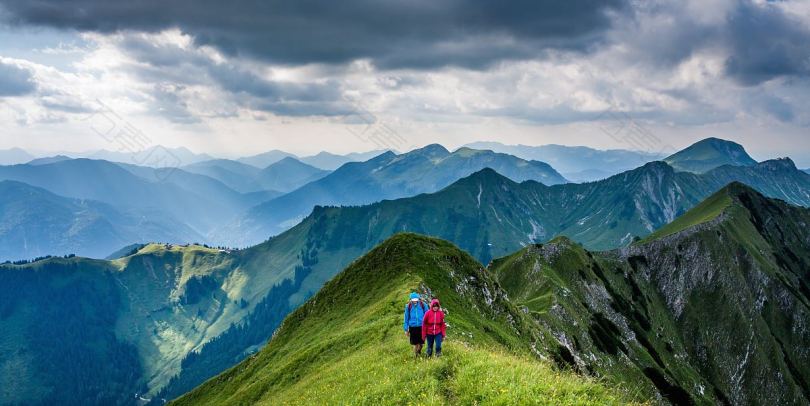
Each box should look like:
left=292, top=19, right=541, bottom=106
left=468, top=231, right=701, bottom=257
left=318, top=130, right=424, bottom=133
left=407, top=300, right=426, bottom=312
left=406, top=300, right=426, bottom=325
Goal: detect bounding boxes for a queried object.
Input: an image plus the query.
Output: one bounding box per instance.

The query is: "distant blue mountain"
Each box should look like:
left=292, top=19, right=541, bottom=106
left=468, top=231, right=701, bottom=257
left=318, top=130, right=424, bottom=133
left=0, top=159, right=278, bottom=245
left=223, top=145, right=567, bottom=245
left=26, top=155, right=73, bottom=165
left=464, top=141, right=665, bottom=182
left=0, top=148, right=35, bottom=165
left=299, top=150, right=388, bottom=170
left=664, top=137, right=757, bottom=173
left=257, top=157, right=330, bottom=192
left=88, top=146, right=214, bottom=167
left=0, top=180, right=198, bottom=261
left=183, top=157, right=329, bottom=193
left=236, top=150, right=296, bottom=168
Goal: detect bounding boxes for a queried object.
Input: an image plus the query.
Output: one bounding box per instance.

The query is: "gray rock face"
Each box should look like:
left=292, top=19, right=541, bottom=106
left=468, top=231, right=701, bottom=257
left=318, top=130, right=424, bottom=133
left=491, top=185, right=810, bottom=405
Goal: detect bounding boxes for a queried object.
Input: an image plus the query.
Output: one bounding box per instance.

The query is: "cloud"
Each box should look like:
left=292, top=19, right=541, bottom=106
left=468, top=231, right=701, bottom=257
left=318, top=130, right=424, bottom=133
left=724, top=1, right=810, bottom=85
left=109, top=32, right=352, bottom=117
left=0, top=60, right=35, bottom=95
left=0, top=0, right=629, bottom=69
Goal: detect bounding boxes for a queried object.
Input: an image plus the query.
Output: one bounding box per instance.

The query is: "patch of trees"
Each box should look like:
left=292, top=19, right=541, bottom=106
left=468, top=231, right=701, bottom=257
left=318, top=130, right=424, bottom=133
left=0, top=264, right=145, bottom=405
left=3, top=254, right=76, bottom=265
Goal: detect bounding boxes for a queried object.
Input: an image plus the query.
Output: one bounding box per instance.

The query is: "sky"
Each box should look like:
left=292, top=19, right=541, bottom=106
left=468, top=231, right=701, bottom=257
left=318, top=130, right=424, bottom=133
left=0, top=0, right=809, bottom=165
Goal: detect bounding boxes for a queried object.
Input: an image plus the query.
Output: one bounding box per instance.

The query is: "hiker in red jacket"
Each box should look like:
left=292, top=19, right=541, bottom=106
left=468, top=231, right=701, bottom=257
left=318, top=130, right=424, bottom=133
left=421, top=299, right=446, bottom=357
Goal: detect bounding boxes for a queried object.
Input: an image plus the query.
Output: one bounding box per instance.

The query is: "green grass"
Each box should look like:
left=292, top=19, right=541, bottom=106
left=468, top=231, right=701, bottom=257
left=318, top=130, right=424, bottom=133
left=172, top=234, right=640, bottom=405
left=641, top=188, right=732, bottom=242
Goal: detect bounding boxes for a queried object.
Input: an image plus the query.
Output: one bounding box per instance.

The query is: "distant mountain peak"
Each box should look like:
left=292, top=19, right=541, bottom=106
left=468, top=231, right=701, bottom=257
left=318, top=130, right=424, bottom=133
left=664, top=137, right=757, bottom=173
left=756, top=157, right=797, bottom=171
left=460, top=167, right=514, bottom=184
left=274, top=156, right=306, bottom=165
left=413, top=143, right=450, bottom=157
left=26, top=155, right=72, bottom=165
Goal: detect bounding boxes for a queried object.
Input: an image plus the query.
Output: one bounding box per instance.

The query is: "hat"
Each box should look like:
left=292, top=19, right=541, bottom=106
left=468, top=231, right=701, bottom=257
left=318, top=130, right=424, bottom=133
left=409, top=292, right=419, bottom=301
left=430, top=299, right=440, bottom=307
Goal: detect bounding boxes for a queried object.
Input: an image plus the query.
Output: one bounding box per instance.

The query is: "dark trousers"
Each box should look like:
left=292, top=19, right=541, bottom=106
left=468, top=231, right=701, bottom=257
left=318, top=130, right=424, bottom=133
left=426, top=334, right=443, bottom=357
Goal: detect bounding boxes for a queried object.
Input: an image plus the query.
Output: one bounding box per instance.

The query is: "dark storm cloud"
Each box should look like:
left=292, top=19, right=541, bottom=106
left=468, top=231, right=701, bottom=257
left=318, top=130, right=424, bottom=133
left=113, top=35, right=350, bottom=117
left=0, top=0, right=628, bottom=69
left=0, top=60, right=35, bottom=96
left=724, top=1, right=810, bottom=86
left=601, top=1, right=810, bottom=87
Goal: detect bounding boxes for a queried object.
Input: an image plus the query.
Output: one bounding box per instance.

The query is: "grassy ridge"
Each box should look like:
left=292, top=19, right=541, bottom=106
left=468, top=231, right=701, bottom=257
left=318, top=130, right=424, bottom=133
left=640, top=188, right=732, bottom=242
left=173, top=234, right=639, bottom=405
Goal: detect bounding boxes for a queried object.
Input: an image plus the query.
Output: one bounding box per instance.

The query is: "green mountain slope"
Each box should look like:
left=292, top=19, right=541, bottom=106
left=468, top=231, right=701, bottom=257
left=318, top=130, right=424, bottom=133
left=0, top=257, right=144, bottom=405
left=0, top=240, right=306, bottom=405
left=172, top=234, right=637, bottom=405
left=491, top=184, right=810, bottom=405
left=664, top=137, right=757, bottom=173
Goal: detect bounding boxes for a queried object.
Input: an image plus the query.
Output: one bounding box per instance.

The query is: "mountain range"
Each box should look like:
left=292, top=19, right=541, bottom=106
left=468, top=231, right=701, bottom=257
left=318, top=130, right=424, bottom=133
left=182, top=157, right=329, bottom=194
left=298, top=150, right=389, bottom=170
left=226, top=144, right=569, bottom=245
left=0, top=158, right=291, bottom=259
left=2, top=152, right=809, bottom=404
left=2, top=139, right=806, bottom=260
left=0, top=181, right=196, bottom=260
left=89, top=146, right=215, bottom=167
left=180, top=183, right=810, bottom=405
left=464, top=141, right=666, bottom=182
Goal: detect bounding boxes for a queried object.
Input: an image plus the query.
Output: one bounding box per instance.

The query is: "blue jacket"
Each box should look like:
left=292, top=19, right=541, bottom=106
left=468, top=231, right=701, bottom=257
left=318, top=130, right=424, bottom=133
left=403, top=300, right=427, bottom=331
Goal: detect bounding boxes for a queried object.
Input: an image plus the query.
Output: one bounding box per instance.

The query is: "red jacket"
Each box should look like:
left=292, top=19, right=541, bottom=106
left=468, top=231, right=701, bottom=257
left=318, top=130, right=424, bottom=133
left=422, top=299, right=446, bottom=339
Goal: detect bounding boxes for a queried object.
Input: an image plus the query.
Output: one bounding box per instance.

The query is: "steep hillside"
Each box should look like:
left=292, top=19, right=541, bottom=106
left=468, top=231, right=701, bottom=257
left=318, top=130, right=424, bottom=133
left=172, top=234, right=637, bottom=405
left=491, top=184, right=810, bottom=405
left=664, top=138, right=757, bottom=173
left=0, top=240, right=307, bottom=404
left=0, top=180, right=198, bottom=261
left=0, top=257, right=144, bottom=405
left=228, top=145, right=567, bottom=245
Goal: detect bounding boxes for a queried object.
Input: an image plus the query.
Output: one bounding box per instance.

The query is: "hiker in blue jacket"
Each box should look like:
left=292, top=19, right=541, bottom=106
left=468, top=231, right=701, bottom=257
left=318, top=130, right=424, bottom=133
left=403, top=292, right=427, bottom=357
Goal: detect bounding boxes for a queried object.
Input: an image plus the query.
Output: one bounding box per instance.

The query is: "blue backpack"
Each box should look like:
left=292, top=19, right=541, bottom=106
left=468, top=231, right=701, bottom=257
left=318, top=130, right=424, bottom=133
left=406, top=301, right=426, bottom=325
